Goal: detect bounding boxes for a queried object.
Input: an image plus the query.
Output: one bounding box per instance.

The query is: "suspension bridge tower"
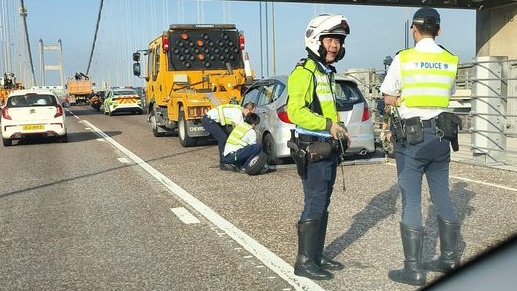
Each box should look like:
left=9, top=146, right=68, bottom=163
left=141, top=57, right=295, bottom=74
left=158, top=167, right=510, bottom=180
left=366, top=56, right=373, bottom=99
left=39, top=39, right=65, bottom=87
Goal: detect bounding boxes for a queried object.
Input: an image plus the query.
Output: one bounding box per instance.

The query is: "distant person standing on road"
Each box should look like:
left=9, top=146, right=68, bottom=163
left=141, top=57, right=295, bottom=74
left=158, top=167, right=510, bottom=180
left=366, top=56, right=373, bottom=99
left=287, top=14, right=351, bottom=280
left=380, top=7, right=462, bottom=286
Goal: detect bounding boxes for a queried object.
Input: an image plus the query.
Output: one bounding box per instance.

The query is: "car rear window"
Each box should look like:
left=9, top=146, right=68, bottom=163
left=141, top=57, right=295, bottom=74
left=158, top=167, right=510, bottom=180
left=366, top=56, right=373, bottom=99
left=7, top=94, right=57, bottom=108
left=335, top=81, right=364, bottom=110
left=114, top=90, right=137, bottom=96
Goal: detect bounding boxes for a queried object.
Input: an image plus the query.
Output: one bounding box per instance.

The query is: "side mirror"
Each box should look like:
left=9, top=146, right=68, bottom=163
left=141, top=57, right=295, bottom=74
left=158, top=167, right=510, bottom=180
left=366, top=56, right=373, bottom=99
left=133, top=52, right=140, bottom=62
left=133, top=63, right=141, bottom=77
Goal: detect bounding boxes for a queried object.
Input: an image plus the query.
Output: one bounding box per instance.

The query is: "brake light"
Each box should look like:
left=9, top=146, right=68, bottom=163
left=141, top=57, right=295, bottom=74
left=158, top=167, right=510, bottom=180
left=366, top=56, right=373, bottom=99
left=277, top=111, right=292, bottom=124
left=239, top=33, right=245, bottom=50
left=55, top=105, right=64, bottom=117
left=361, top=101, right=370, bottom=122
left=2, top=107, right=11, bottom=120
left=163, top=35, right=169, bottom=52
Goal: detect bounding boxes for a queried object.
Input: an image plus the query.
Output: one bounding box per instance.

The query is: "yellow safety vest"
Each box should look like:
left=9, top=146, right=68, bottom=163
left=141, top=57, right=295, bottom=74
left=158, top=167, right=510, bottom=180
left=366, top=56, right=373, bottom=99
left=226, top=122, right=253, bottom=147
left=399, top=48, right=459, bottom=108
left=216, top=104, right=242, bottom=126
left=287, top=58, right=340, bottom=131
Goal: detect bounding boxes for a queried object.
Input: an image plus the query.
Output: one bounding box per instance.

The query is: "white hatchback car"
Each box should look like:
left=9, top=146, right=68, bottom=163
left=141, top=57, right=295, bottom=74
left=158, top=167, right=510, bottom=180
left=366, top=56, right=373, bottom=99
left=240, top=74, right=375, bottom=165
left=1, top=89, right=67, bottom=146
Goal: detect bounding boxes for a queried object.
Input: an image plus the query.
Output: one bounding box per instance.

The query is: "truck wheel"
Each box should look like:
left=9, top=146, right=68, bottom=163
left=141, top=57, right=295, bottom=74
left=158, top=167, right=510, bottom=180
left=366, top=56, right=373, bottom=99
left=178, top=108, right=196, bottom=147
left=263, top=133, right=282, bottom=165
left=150, top=108, right=164, bottom=137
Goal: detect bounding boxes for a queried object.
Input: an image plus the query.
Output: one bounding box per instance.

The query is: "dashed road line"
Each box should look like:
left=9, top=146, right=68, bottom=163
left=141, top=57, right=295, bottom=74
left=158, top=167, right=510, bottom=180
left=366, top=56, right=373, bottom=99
left=170, top=207, right=201, bottom=224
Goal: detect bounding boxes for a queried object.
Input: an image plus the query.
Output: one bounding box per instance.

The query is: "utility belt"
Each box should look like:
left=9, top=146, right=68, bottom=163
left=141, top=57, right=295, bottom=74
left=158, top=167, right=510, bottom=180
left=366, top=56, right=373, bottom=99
left=392, top=112, right=462, bottom=151
left=298, top=134, right=332, bottom=143
left=288, top=131, right=348, bottom=179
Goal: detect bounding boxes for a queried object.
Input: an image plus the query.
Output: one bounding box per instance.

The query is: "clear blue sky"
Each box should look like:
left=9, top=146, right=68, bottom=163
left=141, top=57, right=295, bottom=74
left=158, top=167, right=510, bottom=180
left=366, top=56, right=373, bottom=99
left=17, top=0, right=476, bottom=87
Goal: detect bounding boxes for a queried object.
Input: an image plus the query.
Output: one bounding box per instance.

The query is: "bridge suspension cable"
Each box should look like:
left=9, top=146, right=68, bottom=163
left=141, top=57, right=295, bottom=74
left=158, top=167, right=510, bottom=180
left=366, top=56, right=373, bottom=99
left=86, top=0, right=104, bottom=76
left=19, top=0, right=36, bottom=86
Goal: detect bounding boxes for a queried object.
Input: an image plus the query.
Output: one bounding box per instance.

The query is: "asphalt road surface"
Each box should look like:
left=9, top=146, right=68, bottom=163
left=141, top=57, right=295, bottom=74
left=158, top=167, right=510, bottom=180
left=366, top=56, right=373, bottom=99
left=1, top=105, right=516, bottom=291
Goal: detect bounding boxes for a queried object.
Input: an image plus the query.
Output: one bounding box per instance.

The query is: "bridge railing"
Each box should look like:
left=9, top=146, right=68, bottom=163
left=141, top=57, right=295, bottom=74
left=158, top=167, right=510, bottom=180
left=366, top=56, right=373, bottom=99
left=345, top=56, right=517, bottom=169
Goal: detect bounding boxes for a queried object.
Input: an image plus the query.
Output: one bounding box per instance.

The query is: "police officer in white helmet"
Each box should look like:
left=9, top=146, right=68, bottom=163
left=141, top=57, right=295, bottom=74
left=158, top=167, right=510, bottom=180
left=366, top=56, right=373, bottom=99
left=287, top=14, right=351, bottom=280
left=380, top=7, right=462, bottom=286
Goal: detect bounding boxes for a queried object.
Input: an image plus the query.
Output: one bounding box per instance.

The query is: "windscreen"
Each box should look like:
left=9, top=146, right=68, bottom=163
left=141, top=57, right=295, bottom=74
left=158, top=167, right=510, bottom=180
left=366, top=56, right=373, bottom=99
left=168, top=27, right=243, bottom=71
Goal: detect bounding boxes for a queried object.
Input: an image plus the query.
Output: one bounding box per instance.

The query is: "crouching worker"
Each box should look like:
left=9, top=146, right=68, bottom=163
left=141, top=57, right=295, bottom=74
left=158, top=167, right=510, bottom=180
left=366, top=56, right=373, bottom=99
left=202, top=100, right=256, bottom=171
left=222, top=113, right=262, bottom=172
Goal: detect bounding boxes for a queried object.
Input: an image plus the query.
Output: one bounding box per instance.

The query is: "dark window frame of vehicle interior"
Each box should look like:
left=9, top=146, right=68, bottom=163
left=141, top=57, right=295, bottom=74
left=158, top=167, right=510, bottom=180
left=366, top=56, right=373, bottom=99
left=423, top=233, right=517, bottom=290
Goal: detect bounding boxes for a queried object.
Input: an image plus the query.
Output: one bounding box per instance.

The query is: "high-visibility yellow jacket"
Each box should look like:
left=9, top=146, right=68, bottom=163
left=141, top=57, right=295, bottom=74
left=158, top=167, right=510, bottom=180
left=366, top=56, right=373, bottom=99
left=226, top=122, right=253, bottom=147
left=287, top=58, right=339, bottom=131
left=206, top=104, right=243, bottom=125
left=399, top=48, right=459, bottom=108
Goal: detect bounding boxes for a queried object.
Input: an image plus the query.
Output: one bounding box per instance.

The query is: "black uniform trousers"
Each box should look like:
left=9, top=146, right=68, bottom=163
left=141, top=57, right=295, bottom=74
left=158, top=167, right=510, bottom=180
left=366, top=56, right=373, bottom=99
left=394, top=121, right=458, bottom=229
left=300, top=152, right=339, bottom=221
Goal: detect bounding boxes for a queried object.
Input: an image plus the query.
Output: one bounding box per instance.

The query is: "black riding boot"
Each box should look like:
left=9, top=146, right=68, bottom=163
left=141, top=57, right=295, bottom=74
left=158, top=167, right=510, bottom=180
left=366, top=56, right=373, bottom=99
left=315, top=212, right=344, bottom=270
left=294, top=219, right=334, bottom=280
left=388, top=223, right=426, bottom=286
left=425, top=216, right=460, bottom=273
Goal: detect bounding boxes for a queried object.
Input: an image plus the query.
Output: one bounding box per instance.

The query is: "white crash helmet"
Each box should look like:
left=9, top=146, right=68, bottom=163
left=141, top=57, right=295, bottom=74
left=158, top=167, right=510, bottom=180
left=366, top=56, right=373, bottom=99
left=305, top=14, right=350, bottom=62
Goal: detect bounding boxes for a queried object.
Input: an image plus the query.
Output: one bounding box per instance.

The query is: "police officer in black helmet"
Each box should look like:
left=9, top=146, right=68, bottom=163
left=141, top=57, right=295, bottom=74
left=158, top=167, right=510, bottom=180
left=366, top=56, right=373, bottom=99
left=380, top=7, right=461, bottom=286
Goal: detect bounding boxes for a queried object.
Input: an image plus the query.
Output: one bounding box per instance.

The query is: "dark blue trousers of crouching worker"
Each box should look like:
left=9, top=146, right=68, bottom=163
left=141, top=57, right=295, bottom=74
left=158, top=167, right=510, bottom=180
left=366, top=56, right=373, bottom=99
left=222, top=143, right=262, bottom=169
left=201, top=114, right=229, bottom=165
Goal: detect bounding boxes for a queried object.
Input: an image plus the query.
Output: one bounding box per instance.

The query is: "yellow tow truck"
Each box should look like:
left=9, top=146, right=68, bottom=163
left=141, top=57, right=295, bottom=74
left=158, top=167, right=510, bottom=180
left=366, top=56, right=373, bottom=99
left=132, top=24, right=254, bottom=147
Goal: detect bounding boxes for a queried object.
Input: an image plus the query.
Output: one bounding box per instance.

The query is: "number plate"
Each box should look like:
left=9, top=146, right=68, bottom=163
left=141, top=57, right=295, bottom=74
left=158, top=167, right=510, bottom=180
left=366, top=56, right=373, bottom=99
left=22, top=124, right=44, bottom=130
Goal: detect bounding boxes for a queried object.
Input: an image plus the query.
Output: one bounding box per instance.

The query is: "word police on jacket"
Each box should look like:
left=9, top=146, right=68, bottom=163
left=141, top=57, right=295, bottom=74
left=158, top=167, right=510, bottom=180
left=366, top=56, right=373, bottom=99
left=417, top=62, right=447, bottom=69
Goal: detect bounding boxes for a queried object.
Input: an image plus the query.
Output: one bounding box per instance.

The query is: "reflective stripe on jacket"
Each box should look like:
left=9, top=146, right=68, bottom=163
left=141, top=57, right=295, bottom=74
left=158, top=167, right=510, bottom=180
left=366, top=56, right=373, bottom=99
left=216, top=104, right=242, bottom=126
left=287, top=58, right=339, bottom=131
left=226, top=122, right=252, bottom=147
left=399, top=48, right=459, bottom=108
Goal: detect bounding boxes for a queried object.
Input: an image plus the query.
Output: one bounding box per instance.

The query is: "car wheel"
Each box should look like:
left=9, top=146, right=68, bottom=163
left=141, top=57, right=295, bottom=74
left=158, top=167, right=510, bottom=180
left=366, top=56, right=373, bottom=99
left=58, top=134, right=68, bottom=143
left=178, top=108, right=196, bottom=147
left=3, top=138, right=12, bottom=147
left=263, top=133, right=282, bottom=165
left=244, top=152, right=268, bottom=175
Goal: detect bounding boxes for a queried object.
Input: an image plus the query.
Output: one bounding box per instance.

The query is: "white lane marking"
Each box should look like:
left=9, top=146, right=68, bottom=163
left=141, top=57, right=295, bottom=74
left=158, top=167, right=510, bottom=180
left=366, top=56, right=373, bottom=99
left=171, top=207, right=200, bottom=224
left=82, top=120, right=324, bottom=291
left=386, top=162, right=517, bottom=192
left=117, top=157, right=130, bottom=164
left=450, top=176, right=517, bottom=192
